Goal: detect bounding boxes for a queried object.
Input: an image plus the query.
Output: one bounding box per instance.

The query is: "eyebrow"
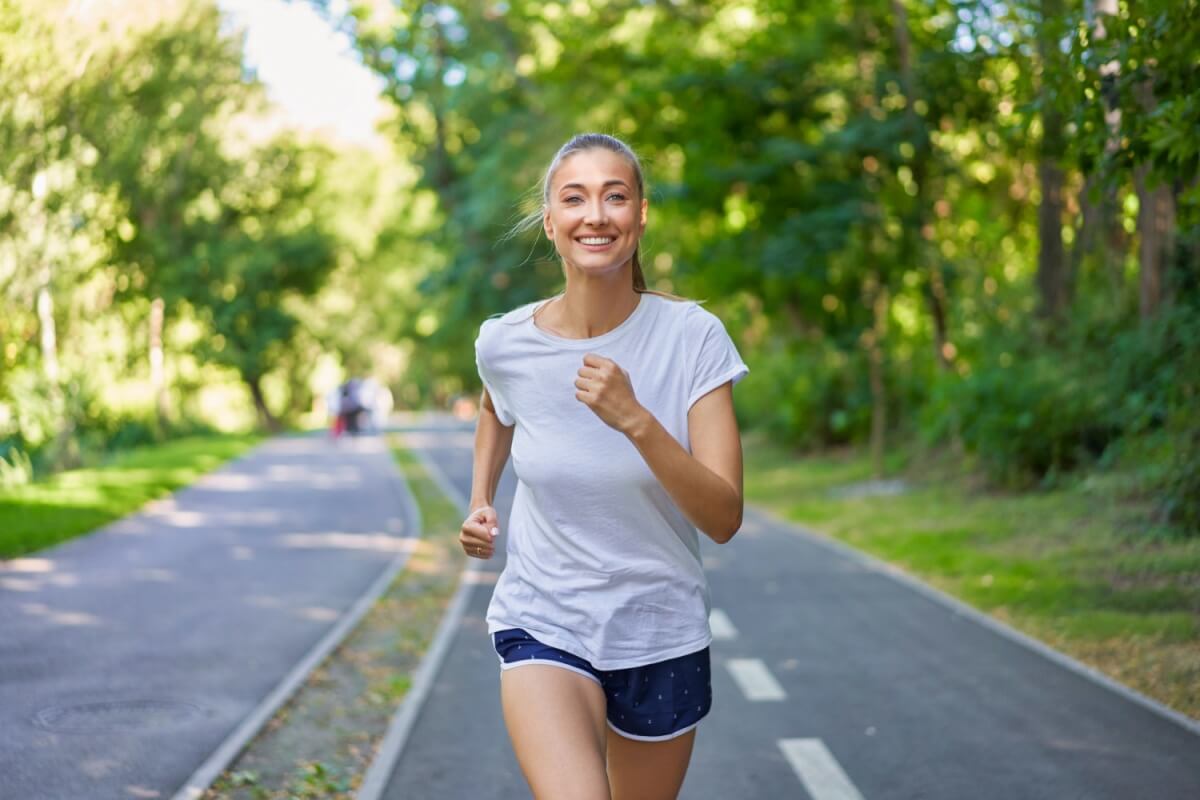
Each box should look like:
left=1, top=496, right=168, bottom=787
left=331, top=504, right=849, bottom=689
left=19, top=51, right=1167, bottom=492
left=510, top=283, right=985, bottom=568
left=559, top=179, right=631, bottom=192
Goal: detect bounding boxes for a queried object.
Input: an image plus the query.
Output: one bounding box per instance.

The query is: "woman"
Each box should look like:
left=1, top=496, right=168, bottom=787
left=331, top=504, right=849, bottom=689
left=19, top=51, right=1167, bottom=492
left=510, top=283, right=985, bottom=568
left=460, top=133, right=748, bottom=800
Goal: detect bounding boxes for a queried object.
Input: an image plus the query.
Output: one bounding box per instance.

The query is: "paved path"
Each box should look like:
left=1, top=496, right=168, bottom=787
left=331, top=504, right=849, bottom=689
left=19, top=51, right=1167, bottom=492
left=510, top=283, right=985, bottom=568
left=384, top=416, right=1200, bottom=799
left=0, top=434, right=416, bottom=800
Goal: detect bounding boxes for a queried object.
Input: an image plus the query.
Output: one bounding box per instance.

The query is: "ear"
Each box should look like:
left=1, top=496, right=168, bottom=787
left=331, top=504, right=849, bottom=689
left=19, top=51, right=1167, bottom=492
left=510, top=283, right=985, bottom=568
left=543, top=206, right=553, bottom=239
left=639, top=197, right=648, bottom=228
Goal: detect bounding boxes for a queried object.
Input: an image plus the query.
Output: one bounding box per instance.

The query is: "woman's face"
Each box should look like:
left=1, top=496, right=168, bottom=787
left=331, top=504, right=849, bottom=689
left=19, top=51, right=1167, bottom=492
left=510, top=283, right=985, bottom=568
left=543, top=148, right=647, bottom=278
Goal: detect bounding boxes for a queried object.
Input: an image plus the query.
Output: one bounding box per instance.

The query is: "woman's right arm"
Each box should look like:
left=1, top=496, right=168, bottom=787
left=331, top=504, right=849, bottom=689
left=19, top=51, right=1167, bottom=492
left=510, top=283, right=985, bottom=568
left=459, top=387, right=514, bottom=560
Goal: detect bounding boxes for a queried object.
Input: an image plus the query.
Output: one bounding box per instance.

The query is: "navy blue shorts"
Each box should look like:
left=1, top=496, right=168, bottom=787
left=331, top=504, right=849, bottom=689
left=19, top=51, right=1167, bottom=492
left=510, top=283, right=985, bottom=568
left=492, top=627, right=712, bottom=741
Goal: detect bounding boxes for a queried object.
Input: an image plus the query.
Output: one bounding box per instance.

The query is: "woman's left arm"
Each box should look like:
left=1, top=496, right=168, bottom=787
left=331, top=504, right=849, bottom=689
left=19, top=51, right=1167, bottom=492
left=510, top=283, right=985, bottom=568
left=576, top=354, right=743, bottom=544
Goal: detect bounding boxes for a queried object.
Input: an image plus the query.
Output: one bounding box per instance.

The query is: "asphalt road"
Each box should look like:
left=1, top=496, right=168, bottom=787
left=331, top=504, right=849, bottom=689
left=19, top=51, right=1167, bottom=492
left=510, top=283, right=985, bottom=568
left=2, top=419, right=1195, bottom=800
left=384, top=417, right=1200, bottom=800
left=0, top=434, right=416, bottom=800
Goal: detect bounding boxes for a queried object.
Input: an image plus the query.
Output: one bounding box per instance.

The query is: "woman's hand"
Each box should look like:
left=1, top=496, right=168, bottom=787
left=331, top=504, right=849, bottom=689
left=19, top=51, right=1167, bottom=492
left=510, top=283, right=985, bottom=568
left=460, top=505, right=499, bottom=559
left=575, top=354, right=649, bottom=435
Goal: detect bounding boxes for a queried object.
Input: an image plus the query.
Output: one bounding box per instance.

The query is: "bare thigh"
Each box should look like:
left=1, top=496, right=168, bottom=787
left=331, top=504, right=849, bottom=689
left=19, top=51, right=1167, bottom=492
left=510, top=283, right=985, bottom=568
left=500, top=664, right=610, bottom=800
left=607, top=726, right=697, bottom=800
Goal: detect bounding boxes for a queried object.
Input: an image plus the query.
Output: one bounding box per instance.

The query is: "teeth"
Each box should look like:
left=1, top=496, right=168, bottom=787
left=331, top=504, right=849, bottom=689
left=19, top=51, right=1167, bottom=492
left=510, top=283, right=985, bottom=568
left=579, top=237, right=614, bottom=245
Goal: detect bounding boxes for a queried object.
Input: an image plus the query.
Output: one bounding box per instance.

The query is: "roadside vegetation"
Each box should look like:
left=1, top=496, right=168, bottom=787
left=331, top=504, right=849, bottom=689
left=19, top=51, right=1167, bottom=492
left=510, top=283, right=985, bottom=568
left=204, top=441, right=465, bottom=800
left=0, top=433, right=258, bottom=559
left=742, top=431, right=1200, bottom=718
left=4, top=0, right=1196, bottom=719
left=5, top=1, right=1196, bottom=544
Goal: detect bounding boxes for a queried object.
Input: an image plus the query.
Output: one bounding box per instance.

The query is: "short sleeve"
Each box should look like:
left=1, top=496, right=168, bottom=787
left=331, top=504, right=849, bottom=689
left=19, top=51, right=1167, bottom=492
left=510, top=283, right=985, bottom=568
left=475, top=319, right=516, bottom=426
left=685, top=305, right=749, bottom=410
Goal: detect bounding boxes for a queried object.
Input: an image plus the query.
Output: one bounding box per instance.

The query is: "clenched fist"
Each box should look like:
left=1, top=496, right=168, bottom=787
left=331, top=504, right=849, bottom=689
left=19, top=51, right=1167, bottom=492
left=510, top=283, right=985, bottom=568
left=460, top=505, right=499, bottom=559
left=575, top=353, right=648, bottom=435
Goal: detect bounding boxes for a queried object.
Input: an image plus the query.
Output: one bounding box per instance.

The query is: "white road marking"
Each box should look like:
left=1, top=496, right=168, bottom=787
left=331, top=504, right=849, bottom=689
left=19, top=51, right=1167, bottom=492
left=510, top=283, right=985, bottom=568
left=778, top=738, right=865, bottom=800
left=726, top=658, right=786, bottom=701
left=709, top=608, right=738, bottom=640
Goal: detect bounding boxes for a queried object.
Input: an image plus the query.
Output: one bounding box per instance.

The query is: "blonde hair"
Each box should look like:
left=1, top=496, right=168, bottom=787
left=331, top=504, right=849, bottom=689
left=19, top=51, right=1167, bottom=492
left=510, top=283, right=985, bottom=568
left=512, top=133, right=652, bottom=292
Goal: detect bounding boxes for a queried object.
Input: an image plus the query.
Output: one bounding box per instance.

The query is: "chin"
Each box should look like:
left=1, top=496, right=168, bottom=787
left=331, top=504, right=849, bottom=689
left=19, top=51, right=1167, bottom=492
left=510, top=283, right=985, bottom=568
left=571, top=251, right=635, bottom=272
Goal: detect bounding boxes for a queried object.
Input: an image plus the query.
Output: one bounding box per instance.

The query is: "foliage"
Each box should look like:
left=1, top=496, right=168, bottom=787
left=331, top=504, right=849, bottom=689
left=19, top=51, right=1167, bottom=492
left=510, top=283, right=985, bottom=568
left=926, top=341, right=1114, bottom=486
left=1067, top=0, right=1200, bottom=205
left=1154, top=306, right=1200, bottom=530
left=737, top=335, right=874, bottom=449
left=1, top=0, right=1197, bottom=538
left=309, top=0, right=1197, bottom=533
left=0, top=0, right=360, bottom=464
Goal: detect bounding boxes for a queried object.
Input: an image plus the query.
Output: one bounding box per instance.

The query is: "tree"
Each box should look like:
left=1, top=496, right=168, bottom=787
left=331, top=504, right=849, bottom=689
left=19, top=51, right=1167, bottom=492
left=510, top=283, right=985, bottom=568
left=193, top=139, right=338, bottom=430
left=1036, top=0, right=1068, bottom=321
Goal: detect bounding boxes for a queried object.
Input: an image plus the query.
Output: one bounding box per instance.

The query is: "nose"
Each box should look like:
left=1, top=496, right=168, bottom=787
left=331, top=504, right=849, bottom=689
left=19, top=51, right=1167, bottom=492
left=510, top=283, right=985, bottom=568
left=583, top=198, right=607, bottom=226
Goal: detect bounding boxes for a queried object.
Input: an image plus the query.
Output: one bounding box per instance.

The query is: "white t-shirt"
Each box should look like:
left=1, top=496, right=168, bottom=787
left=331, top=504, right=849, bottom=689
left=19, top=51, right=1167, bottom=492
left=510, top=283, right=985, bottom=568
left=475, top=292, right=749, bottom=670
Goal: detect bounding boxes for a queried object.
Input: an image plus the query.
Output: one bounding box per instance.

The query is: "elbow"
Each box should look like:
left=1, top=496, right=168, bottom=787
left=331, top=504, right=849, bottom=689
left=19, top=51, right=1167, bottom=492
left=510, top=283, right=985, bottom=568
left=707, top=506, right=743, bottom=545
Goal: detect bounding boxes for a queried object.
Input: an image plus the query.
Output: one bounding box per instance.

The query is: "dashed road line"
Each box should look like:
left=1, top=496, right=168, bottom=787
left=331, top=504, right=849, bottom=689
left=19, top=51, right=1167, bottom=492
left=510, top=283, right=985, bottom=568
left=709, top=608, right=738, bottom=640
left=726, top=658, right=786, bottom=701
left=778, top=738, right=865, bottom=800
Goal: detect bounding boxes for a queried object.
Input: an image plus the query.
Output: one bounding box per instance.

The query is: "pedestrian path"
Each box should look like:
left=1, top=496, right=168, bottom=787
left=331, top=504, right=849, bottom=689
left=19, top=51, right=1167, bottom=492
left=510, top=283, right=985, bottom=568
left=353, top=423, right=519, bottom=800
left=0, top=434, right=417, bottom=800
left=372, top=417, right=1200, bottom=800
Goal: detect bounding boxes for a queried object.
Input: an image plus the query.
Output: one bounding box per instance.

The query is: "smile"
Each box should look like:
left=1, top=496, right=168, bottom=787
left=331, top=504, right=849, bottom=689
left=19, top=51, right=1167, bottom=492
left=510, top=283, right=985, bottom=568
left=577, top=236, right=616, bottom=245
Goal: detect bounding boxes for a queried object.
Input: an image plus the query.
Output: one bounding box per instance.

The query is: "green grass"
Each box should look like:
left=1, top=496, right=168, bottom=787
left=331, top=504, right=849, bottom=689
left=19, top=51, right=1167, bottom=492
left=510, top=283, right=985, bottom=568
left=0, top=433, right=260, bottom=559
left=742, top=431, right=1200, bottom=717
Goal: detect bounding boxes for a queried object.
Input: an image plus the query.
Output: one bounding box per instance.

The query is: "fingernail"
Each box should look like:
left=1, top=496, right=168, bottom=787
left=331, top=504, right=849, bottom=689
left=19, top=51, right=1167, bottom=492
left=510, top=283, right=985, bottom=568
left=490, top=527, right=499, bottom=538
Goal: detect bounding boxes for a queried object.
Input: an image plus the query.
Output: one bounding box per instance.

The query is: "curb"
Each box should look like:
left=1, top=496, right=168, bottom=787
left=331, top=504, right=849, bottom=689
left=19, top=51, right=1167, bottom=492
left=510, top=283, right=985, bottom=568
left=171, top=436, right=423, bottom=800
left=748, top=505, right=1200, bottom=738
left=356, top=435, right=477, bottom=800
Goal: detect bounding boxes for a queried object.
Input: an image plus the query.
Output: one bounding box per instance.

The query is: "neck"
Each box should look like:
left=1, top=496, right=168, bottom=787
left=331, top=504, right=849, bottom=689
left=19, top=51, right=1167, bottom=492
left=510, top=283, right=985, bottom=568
left=552, top=266, right=640, bottom=339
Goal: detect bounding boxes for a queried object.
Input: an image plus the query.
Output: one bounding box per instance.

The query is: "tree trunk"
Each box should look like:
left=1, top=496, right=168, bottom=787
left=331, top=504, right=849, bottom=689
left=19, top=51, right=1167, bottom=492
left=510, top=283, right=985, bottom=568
left=1135, top=166, right=1175, bottom=319
left=865, top=277, right=889, bottom=478
left=149, top=297, right=169, bottom=424
left=1070, top=0, right=1123, bottom=305
left=926, top=257, right=953, bottom=369
left=36, top=281, right=59, bottom=384
left=891, top=0, right=953, bottom=370
left=246, top=375, right=281, bottom=432
left=33, top=195, right=60, bottom=385
left=1037, top=159, right=1066, bottom=319
left=1071, top=173, right=1123, bottom=303
left=1036, top=0, right=1067, bottom=320
left=1115, top=5, right=1183, bottom=320
left=431, top=24, right=453, bottom=193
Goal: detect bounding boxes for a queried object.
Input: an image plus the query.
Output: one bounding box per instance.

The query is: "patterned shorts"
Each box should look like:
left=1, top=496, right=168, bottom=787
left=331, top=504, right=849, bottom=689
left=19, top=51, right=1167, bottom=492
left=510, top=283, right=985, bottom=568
left=492, top=627, right=712, bottom=741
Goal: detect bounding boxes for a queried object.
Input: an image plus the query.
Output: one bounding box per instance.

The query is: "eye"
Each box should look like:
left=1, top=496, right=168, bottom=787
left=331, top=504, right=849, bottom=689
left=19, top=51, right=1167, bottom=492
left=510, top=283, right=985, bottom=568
left=606, top=193, right=627, bottom=202
left=563, top=195, right=583, bottom=204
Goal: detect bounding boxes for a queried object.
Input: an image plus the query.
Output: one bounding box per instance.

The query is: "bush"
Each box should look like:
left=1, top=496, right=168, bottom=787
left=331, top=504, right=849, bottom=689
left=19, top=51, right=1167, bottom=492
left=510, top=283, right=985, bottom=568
left=1154, top=307, right=1200, bottom=535
left=0, top=368, right=69, bottom=459
left=1162, top=411, right=1200, bottom=535
left=925, top=346, right=1114, bottom=486
left=0, top=446, right=33, bottom=487
left=0, top=363, right=222, bottom=481
left=919, top=302, right=1200, bottom=530
left=736, top=336, right=874, bottom=449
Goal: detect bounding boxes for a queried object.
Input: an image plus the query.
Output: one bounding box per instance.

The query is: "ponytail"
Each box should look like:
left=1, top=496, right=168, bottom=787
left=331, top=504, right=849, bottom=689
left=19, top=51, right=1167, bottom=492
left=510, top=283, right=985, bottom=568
left=632, top=249, right=647, bottom=292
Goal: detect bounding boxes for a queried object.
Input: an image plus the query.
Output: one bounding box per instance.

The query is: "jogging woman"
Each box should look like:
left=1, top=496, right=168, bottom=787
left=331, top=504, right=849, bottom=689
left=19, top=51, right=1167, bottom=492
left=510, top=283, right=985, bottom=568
left=460, top=133, right=748, bottom=800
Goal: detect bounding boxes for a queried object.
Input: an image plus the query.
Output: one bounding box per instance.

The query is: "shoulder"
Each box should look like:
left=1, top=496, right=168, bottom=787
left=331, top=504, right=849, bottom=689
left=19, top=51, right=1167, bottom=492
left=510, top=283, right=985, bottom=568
left=476, top=299, right=545, bottom=357
left=637, top=292, right=698, bottom=325
left=637, top=294, right=731, bottom=345
left=672, top=298, right=726, bottom=337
